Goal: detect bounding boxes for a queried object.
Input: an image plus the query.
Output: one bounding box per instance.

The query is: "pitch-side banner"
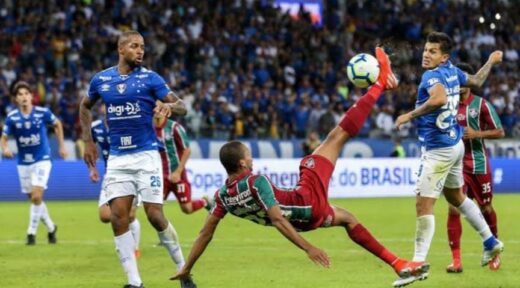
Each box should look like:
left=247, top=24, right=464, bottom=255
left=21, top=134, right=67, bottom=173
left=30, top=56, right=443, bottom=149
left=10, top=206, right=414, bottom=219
left=186, top=158, right=421, bottom=198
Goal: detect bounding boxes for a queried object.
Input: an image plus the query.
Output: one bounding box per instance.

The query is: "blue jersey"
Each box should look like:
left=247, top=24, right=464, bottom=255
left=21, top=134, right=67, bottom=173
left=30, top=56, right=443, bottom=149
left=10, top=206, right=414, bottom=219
left=88, top=66, right=171, bottom=156
left=415, top=61, right=468, bottom=150
left=91, top=119, right=110, bottom=165
left=2, top=106, right=57, bottom=165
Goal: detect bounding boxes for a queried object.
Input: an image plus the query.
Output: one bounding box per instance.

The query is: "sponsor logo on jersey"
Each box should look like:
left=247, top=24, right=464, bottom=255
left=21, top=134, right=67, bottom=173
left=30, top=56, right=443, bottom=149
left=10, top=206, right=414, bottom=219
left=107, top=101, right=141, bottom=117
left=99, top=76, right=112, bottom=81
left=18, top=134, right=41, bottom=146
left=136, top=74, right=149, bottom=79
left=101, top=84, right=110, bottom=91
left=446, top=75, right=458, bottom=82
left=469, top=108, right=478, bottom=118
left=428, top=78, right=440, bottom=86
left=116, top=83, right=127, bottom=94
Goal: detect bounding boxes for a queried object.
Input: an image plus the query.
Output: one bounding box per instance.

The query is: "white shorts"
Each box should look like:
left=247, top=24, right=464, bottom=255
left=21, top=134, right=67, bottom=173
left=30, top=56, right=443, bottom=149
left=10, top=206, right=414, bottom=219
left=98, top=187, right=142, bottom=207
left=102, top=150, right=163, bottom=205
left=17, top=160, right=52, bottom=193
left=415, top=140, right=464, bottom=199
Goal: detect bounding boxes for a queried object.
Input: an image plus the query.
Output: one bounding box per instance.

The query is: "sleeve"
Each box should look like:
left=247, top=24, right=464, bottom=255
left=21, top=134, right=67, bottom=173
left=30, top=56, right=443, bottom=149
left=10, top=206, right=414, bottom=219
left=2, top=117, right=12, bottom=136
left=455, top=66, right=468, bottom=86
left=44, top=109, right=58, bottom=125
left=422, top=70, right=444, bottom=91
left=91, top=127, right=98, bottom=144
left=173, top=123, right=190, bottom=149
left=149, top=72, right=171, bottom=101
left=251, top=175, right=279, bottom=210
left=87, top=75, right=101, bottom=102
left=210, top=190, right=228, bottom=219
left=482, top=99, right=503, bottom=130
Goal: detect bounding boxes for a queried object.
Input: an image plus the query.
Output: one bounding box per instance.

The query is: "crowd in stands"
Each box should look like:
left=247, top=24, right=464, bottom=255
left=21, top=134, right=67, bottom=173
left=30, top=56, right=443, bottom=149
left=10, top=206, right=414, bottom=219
left=0, top=0, right=519, bottom=141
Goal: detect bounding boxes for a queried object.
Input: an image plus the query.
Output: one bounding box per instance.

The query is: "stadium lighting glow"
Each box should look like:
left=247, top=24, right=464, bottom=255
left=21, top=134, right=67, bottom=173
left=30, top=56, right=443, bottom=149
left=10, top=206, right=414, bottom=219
left=495, top=13, right=501, bottom=20
left=479, top=16, right=485, bottom=23
left=490, top=23, right=496, bottom=30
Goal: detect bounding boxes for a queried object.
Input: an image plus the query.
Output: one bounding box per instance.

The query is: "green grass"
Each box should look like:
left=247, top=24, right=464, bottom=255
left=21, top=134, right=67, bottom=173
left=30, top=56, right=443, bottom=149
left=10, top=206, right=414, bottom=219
left=0, top=195, right=518, bottom=288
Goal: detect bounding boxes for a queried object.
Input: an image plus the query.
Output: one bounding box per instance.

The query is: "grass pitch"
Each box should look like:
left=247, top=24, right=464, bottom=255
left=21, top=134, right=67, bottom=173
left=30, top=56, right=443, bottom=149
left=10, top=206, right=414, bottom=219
left=0, top=195, right=518, bottom=288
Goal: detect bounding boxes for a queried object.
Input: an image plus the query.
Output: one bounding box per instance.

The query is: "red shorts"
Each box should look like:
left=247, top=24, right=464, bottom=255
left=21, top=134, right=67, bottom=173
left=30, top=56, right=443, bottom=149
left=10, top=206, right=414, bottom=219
left=463, top=173, right=493, bottom=206
left=160, top=151, right=192, bottom=203
left=295, top=155, right=335, bottom=231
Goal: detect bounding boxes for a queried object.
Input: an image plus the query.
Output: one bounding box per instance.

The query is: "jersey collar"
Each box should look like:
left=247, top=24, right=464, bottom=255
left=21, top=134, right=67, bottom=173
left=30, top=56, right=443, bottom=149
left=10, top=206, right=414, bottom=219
left=462, top=93, right=475, bottom=106
left=226, top=170, right=253, bottom=187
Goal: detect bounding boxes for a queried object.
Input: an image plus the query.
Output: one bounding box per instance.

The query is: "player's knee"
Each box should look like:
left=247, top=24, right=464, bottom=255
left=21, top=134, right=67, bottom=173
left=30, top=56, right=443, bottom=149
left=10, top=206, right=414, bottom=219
left=479, top=203, right=493, bottom=214
left=99, top=214, right=111, bottom=223
left=30, top=194, right=43, bottom=204
left=180, top=204, right=192, bottom=214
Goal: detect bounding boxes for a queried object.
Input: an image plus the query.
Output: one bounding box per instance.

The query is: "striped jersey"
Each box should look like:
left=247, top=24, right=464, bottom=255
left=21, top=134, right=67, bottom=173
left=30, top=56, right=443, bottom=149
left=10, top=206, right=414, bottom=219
left=456, top=93, right=502, bottom=174
left=211, top=171, right=314, bottom=231
left=2, top=106, right=57, bottom=165
left=155, top=119, right=189, bottom=173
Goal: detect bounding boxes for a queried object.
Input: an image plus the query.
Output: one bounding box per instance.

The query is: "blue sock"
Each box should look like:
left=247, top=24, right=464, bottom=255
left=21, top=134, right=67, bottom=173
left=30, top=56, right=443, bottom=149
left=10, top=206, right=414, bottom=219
left=483, top=236, right=498, bottom=250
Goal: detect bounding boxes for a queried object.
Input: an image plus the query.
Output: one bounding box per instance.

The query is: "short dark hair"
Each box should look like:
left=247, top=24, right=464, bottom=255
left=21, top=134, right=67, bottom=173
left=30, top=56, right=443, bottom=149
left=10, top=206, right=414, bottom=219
left=12, top=81, right=31, bottom=96
left=117, top=30, right=143, bottom=48
left=219, top=141, right=246, bottom=174
left=456, top=62, right=475, bottom=75
left=426, top=32, right=454, bottom=54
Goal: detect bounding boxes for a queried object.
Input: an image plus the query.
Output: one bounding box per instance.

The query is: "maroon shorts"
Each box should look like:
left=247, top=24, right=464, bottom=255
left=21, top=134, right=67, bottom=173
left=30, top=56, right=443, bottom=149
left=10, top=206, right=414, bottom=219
left=464, top=173, right=493, bottom=206
left=160, top=151, right=192, bottom=203
left=296, top=155, right=335, bottom=231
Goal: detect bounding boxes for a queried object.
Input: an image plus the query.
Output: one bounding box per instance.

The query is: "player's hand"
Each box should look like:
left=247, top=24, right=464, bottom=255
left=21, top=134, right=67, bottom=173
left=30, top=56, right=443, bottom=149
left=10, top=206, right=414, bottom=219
left=169, top=171, right=181, bottom=183
left=84, top=141, right=98, bottom=169
left=489, top=50, right=503, bottom=65
left=463, top=127, right=479, bottom=140
left=59, top=146, right=68, bottom=159
left=306, top=246, right=330, bottom=268
left=395, top=113, right=412, bottom=130
left=89, top=167, right=100, bottom=182
left=154, top=101, right=172, bottom=118
left=2, top=148, right=14, bottom=158
left=169, top=267, right=191, bottom=281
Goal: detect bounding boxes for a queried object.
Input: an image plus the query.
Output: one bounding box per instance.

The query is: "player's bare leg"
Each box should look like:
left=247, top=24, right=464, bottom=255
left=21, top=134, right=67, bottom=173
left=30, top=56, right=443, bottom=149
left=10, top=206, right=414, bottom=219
left=331, top=206, right=414, bottom=278
left=179, top=200, right=209, bottom=214
left=446, top=204, right=463, bottom=273
left=99, top=204, right=111, bottom=223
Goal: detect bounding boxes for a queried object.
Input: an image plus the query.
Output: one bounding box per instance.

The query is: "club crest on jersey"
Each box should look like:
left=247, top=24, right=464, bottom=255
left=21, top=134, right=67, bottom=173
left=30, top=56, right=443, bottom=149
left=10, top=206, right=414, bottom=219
left=469, top=108, right=478, bottom=118
left=457, top=114, right=465, bottom=121
left=16, top=122, right=22, bottom=128
left=116, top=83, right=127, bottom=94
left=24, top=121, right=31, bottom=129
left=304, top=158, right=315, bottom=169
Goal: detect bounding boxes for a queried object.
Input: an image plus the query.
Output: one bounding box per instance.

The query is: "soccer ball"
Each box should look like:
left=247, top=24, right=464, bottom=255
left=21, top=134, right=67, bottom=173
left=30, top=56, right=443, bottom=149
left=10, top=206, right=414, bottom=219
left=346, top=53, right=380, bottom=88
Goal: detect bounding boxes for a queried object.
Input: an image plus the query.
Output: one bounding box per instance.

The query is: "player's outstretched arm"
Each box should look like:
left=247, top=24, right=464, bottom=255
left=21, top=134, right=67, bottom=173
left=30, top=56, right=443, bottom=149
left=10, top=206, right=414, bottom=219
left=1, top=134, right=13, bottom=158
left=52, top=120, right=68, bottom=159
left=465, top=50, right=503, bottom=88
left=79, top=96, right=98, bottom=168
left=170, top=214, right=221, bottom=281
left=155, top=91, right=188, bottom=117
left=267, top=205, right=330, bottom=268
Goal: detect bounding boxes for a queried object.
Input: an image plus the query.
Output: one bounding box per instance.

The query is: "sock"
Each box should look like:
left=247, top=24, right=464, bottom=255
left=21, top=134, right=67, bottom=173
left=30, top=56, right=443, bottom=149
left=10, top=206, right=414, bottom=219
left=447, top=213, right=462, bottom=261
left=413, top=215, right=435, bottom=262
left=129, top=219, right=141, bottom=250
left=39, top=202, right=56, bottom=232
left=347, top=224, right=398, bottom=266
left=158, top=222, right=185, bottom=271
left=339, top=84, right=383, bottom=137
left=28, top=203, right=43, bottom=235
left=457, top=198, right=493, bottom=242
left=482, top=210, right=498, bottom=238
left=191, top=199, right=206, bottom=212
left=114, top=231, right=142, bottom=286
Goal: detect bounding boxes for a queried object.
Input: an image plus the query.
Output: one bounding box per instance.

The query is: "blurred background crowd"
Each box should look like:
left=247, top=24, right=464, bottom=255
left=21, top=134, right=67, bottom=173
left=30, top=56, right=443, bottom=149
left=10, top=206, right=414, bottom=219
left=0, top=0, right=519, bottom=142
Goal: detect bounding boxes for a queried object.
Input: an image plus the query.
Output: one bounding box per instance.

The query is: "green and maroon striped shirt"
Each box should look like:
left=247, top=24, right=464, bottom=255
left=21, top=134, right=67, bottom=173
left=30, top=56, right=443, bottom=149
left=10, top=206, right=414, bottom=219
left=456, top=94, right=502, bottom=174
left=156, top=119, right=190, bottom=173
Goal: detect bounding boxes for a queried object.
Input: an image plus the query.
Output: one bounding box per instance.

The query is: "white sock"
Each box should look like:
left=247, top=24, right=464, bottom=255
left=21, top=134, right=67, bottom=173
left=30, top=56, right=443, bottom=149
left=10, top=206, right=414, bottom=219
left=158, top=222, right=185, bottom=271
left=114, top=231, right=142, bottom=286
left=129, top=219, right=141, bottom=250
left=28, top=203, right=43, bottom=235
left=39, top=202, right=56, bottom=232
left=457, top=197, right=493, bottom=241
left=413, top=215, right=435, bottom=262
